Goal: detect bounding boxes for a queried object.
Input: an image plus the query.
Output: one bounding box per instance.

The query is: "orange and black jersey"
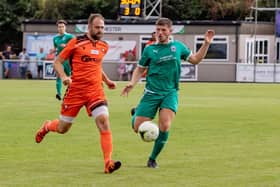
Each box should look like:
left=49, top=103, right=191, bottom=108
left=59, top=34, right=108, bottom=92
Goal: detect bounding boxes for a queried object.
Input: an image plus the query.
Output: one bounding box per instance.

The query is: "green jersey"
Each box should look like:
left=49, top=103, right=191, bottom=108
left=53, top=32, right=74, bottom=56
left=53, top=32, right=73, bottom=97
left=139, top=41, right=191, bottom=94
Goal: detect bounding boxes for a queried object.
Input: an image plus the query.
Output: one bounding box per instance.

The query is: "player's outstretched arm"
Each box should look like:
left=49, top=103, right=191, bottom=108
left=121, top=66, right=145, bottom=96
left=188, top=30, right=215, bottom=64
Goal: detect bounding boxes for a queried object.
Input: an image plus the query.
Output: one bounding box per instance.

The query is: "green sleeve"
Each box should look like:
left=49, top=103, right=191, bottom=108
left=179, top=42, right=192, bottom=61
left=138, top=46, right=151, bottom=67
left=67, top=33, right=74, bottom=42
left=53, top=36, right=57, bottom=48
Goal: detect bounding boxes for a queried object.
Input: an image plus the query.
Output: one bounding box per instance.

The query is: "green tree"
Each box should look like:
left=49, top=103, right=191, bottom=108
left=162, top=0, right=204, bottom=20
left=0, top=0, right=38, bottom=51
left=33, top=0, right=118, bottom=20
left=162, top=0, right=255, bottom=21
left=255, top=0, right=276, bottom=21
left=161, top=0, right=275, bottom=21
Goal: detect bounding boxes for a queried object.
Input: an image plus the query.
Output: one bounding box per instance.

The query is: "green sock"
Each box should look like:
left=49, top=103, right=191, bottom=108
left=131, top=114, right=136, bottom=129
left=149, top=131, right=169, bottom=161
left=56, top=78, right=62, bottom=96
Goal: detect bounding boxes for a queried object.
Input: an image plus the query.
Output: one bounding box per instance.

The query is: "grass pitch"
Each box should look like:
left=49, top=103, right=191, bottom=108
left=0, top=80, right=280, bottom=187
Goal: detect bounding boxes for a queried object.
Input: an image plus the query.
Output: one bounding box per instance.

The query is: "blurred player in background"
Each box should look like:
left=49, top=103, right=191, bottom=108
left=146, top=31, right=157, bottom=46
left=53, top=20, right=74, bottom=100
left=35, top=13, right=121, bottom=174
left=122, top=17, right=214, bottom=169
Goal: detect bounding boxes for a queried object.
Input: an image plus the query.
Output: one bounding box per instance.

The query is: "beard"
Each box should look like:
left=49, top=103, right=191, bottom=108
left=158, top=35, right=169, bottom=43
left=91, top=33, right=102, bottom=40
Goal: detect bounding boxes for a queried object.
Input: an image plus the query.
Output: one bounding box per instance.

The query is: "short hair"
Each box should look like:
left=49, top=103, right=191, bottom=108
left=56, top=19, right=67, bottom=25
left=88, top=13, right=104, bottom=24
left=156, top=18, right=172, bottom=28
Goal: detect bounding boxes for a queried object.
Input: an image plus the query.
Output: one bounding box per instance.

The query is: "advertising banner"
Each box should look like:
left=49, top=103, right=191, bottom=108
left=25, top=34, right=55, bottom=55
left=43, top=61, right=56, bottom=80
left=75, top=24, right=185, bottom=34
left=255, top=64, right=274, bottom=82
left=276, top=65, right=280, bottom=82
left=236, top=63, right=254, bottom=82
left=236, top=64, right=280, bottom=83
left=25, top=34, right=136, bottom=62
left=104, top=40, right=136, bottom=61
left=180, top=63, right=197, bottom=81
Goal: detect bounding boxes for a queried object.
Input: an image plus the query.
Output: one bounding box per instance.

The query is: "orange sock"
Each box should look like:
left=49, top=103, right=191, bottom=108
left=46, top=119, right=59, bottom=132
left=100, top=130, right=113, bottom=165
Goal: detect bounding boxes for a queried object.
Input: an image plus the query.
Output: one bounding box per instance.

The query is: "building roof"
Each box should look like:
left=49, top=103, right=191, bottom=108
left=22, top=19, right=241, bottom=26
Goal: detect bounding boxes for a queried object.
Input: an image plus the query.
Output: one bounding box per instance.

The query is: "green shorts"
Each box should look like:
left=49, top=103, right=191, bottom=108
left=135, top=90, right=178, bottom=119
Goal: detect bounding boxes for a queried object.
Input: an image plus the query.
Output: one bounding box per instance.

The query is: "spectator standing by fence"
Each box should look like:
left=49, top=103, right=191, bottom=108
left=18, top=48, right=30, bottom=79
left=117, top=53, right=126, bottom=81
left=36, top=47, right=46, bottom=79
left=3, top=45, right=16, bottom=79
left=45, top=49, right=55, bottom=60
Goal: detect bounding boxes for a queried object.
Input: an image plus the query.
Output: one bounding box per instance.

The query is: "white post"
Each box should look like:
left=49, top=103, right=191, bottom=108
left=253, top=0, right=258, bottom=82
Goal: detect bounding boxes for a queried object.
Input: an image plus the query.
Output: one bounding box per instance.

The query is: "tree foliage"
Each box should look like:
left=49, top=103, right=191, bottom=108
left=33, top=0, right=118, bottom=20
left=162, top=0, right=257, bottom=21
left=0, top=0, right=278, bottom=51
left=0, top=0, right=39, bottom=51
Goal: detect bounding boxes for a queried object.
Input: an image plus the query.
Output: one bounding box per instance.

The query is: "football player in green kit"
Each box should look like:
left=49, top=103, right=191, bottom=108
left=53, top=20, right=74, bottom=100
left=122, top=18, right=215, bottom=168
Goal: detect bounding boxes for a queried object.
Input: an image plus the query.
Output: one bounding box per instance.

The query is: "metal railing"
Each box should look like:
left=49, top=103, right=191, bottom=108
left=1, top=59, right=280, bottom=83
left=0, top=59, right=54, bottom=79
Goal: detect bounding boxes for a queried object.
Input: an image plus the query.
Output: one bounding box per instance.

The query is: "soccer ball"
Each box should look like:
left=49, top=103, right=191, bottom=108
left=138, top=121, right=159, bottom=142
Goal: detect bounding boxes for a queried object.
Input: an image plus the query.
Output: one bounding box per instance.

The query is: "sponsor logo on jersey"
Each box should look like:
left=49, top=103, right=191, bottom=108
left=91, top=50, right=99, bottom=55
left=171, top=45, right=176, bottom=52
left=81, top=55, right=96, bottom=62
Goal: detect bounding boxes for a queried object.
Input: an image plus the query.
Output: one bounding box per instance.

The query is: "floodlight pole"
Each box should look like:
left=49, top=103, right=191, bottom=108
left=142, top=0, right=162, bottom=20
left=275, top=0, right=278, bottom=64
left=253, top=0, right=258, bottom=82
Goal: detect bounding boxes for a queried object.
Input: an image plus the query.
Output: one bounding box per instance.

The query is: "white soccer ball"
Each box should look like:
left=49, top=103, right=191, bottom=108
left=138, top=121, right=159, bottom=142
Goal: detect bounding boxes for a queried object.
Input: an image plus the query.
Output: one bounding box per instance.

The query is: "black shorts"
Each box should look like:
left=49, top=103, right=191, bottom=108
left=37, top=65, right=43, bottom=72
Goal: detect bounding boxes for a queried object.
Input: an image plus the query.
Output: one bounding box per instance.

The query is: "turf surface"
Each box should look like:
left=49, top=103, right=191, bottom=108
left=0, top=80, right=279, bottom=186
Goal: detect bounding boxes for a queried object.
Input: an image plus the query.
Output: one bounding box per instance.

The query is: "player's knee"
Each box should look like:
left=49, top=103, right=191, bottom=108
left=95, top=114, right=110, bottom=131
left=57, top=119, right=73, bottom=134
left=95, top=114, right=106, bottom=123
left=158, top=119, right=171, bottom=131
left=57, top=124, right=71, bottom=134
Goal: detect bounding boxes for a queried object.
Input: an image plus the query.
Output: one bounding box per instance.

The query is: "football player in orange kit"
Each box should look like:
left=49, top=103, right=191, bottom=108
left=35, top=13, right=121, bottom=174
